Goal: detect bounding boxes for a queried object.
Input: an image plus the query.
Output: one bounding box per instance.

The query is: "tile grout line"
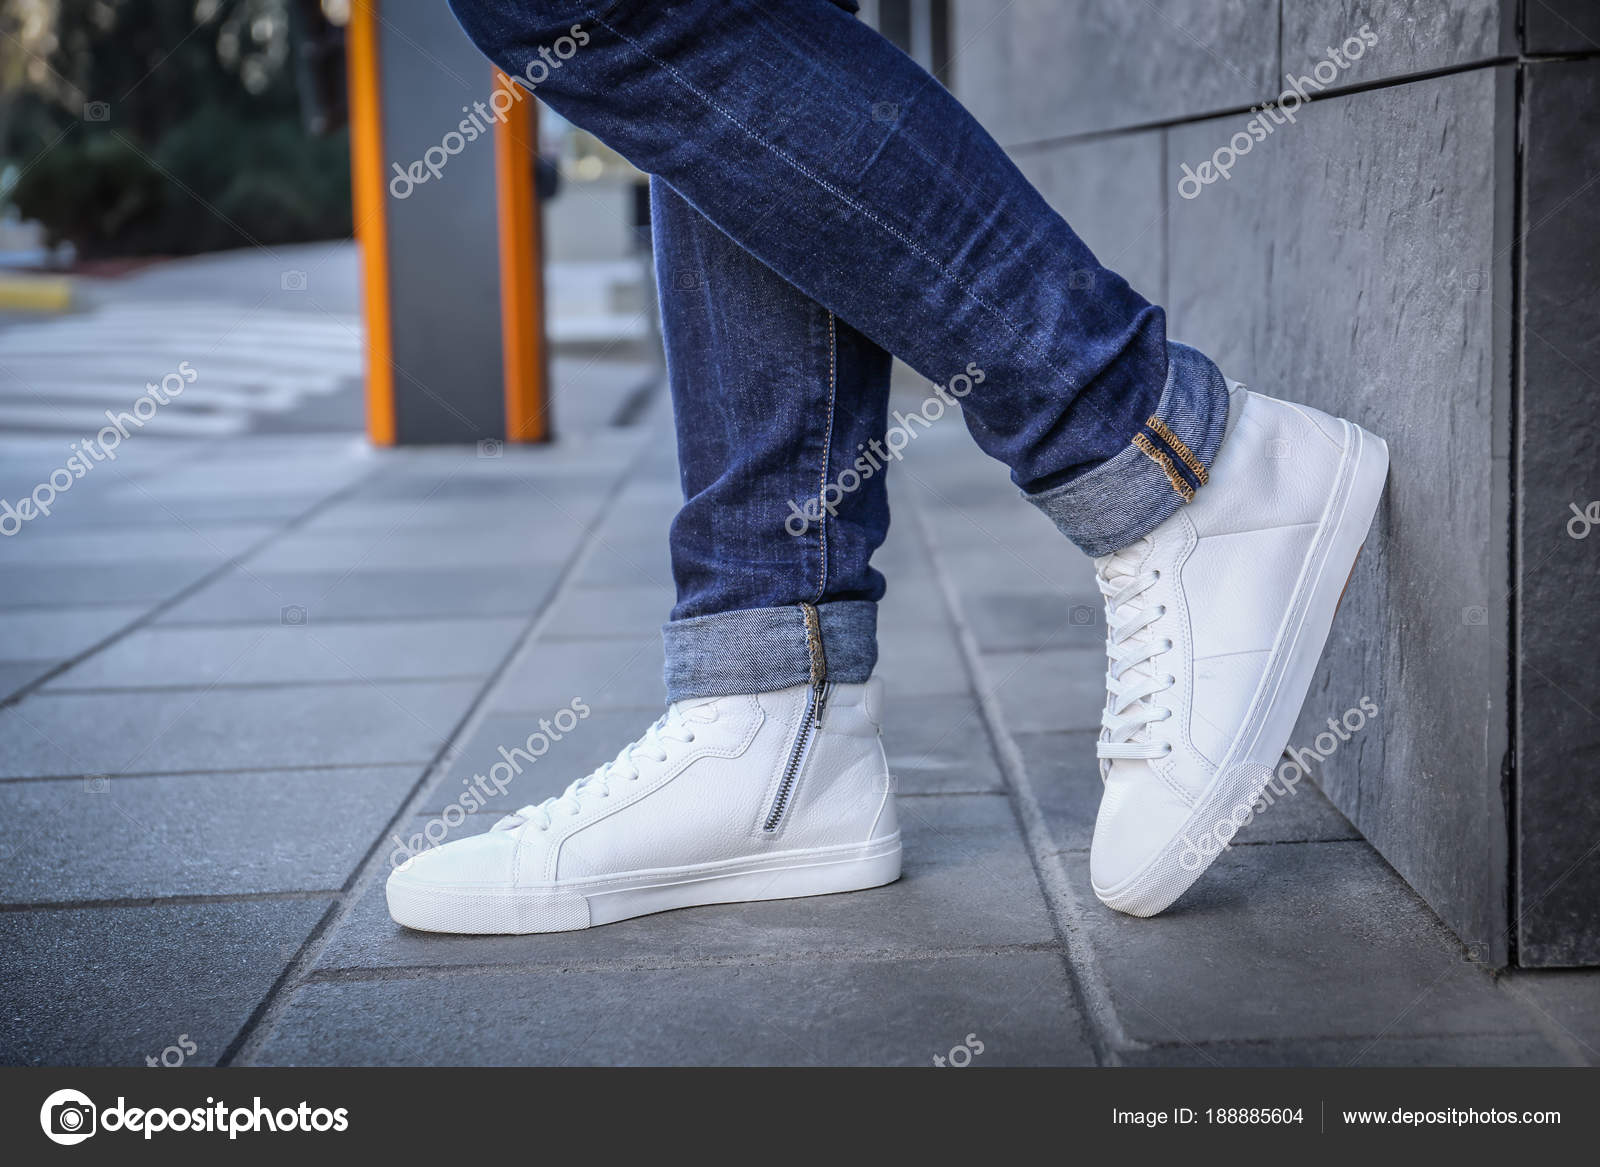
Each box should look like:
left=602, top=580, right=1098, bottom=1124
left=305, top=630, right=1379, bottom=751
left=0, top=468, right=387, bottom=713
left=223, top=435, right=655, bottom=1067
left=302, top=941, right=1068, bottom=985
left=907, top=492, right=1132, bottom=1062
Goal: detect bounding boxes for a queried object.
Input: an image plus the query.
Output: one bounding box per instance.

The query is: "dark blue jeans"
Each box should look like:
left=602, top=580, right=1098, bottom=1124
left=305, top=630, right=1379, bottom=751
left=447, top=0, right=1229, bottom=701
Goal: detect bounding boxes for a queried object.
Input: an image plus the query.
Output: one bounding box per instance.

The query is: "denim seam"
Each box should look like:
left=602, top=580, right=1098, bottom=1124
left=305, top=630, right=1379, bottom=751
left=585, top=9, right=1090, bottom=398
left=814, top=309, right=839, bottom=601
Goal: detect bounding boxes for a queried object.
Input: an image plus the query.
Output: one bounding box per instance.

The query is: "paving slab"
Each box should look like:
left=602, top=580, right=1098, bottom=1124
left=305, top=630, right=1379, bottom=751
left=962, top=590, right=1105, bottom=653
left=243, top=528, right=584, bottom=572
left=0, top=680, right=481, bottom=778
left=319, top=795, right=1055, bottom=972
left=493, top=638, right=667, bottom=712
left=45, top=618, right=523, bottom=689
left=157, top=564, right=561, bottom=624
left=301, top=494, right=610, bottom=534
left=881, top=691, right=1005, bottom=794
left=1062, top=844, right=1545, bottom=1046
left=1504, top=972, right=1600, bottom=1065
left=0, top=766, right=421, bottom=903
left=0, top=561, right=213, bottom=607
left=0, top=524, right=273, bottom=565
left=978, top=647, right=1106, bottom=733
left=540, top=584, right=673, bottom=641
left=255, top=952, right=1093, bottom=1066
left=1117, top=1033, right=1564, bottom=1068
left=0, top=898, right=331, bottom=1066
left=0, top=660, right=55, bottom=702
left=0, top=607, right=147, bottom=660
left=570, top=536, right=674, bottom=588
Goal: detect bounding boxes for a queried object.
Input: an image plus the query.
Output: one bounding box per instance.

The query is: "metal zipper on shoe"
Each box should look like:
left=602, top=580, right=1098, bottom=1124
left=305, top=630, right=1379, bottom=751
left=762, top=602, right=829, bottom=834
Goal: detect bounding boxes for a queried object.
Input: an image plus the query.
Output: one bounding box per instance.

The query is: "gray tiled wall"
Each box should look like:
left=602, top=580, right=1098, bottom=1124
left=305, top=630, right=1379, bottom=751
left=951, top=1, right=1600, bottom=965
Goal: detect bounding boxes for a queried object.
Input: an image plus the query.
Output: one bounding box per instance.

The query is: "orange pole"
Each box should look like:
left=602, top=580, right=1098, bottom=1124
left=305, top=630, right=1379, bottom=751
left=347, top=0, right=396, bottom=445
left=493, top=70, right=549, bottom=442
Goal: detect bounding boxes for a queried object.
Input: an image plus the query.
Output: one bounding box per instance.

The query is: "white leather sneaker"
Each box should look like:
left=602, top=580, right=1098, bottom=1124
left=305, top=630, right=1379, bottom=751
left=1090, top=384, right=1388, bottom=917
left=386, top=678, right=901, bottom=933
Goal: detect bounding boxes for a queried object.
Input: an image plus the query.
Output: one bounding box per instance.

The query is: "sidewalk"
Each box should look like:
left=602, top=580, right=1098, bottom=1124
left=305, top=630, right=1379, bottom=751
left=2, top=367, right=1597, bottom=1067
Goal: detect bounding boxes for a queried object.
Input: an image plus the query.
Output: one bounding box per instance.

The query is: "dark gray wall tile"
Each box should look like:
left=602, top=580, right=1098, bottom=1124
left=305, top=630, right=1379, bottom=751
left=1515, top=58, right=1600, bottom=968
left=1165, top=69, right=1516, bottom=963
left=952, top=0, right=1280, bottom=143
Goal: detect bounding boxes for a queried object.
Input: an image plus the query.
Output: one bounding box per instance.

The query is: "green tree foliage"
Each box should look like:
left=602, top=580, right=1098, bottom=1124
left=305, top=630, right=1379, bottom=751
left=2, top=0, right=351, bottom=258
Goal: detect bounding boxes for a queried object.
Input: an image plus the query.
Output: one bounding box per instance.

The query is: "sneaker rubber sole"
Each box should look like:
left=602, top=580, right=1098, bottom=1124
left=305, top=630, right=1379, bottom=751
left=387, top=834, right=903, bottom=934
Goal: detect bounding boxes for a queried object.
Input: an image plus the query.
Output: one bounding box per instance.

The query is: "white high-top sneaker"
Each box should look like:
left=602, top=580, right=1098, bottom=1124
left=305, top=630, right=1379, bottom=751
left=1090, top=384, right=1388, bottom=917
left=386, top=678, right=901, bottom=933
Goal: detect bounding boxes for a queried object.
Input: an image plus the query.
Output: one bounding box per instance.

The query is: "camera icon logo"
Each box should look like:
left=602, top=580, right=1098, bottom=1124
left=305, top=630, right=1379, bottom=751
left=1462, top=605, right=1488, bottom=626
left=41, top=1088, right=97, bottom=1145
left=281, top=605, right=308, bottom=626
left=1068, top=604, right=1096, bottom=626
left=477, top=438, right=504, bottom=459
left=83, top=101, right=110, bottom=122
left=281, top=270, right=307, bottom=292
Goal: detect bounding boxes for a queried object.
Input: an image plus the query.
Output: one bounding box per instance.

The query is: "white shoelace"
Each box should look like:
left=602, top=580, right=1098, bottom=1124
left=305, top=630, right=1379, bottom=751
left=1094, top=538, right=1176, bottom=764
left=493, top=703, right=709, bottom=832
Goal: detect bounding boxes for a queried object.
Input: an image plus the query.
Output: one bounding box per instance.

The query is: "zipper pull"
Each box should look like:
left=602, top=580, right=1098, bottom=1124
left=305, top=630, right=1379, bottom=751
left=800, top=601, right=828, bottom=727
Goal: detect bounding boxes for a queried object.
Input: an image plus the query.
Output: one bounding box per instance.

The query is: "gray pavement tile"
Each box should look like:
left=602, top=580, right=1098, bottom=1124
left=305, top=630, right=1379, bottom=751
left=156, top=564, right=561, bottom=624
left=256, top=952, right=1092, bottom=1066
left=354, top=465, right=628, bottom=502
left=0, top=767, right=421, bottom=902
left=0, top=898, right=331, bottom=1066
left=69, top=494, right=326, bottom=527
left=922, top=501, right=1068, bottom=554
left=493, top=638, right=666, bottom=712
left=1014, top=730, right=1102, bottom=852
left=1116, top=1034, right=1566, bottom=1067
left=1015, top=731, right=1362, bottom=854
left=0, top=561, right=213, bottom=607
left=0, top=525, right=274, bottom=566
left=937, top=542, right=1093, bottom=595
left=980, top=647, right=1106, bottom=733
left=571, top=536, right=673, bottom=588
left=0, top=660, right=56, bottom=702
left=1063, top=843, right=1545, bottom=1045
left=301, top=494, right=609, bottom=533
left=0, top=607, right=146, bottom=660
left=416, top=708, right=654, bottom=814
left=46, top=618, right=523, bottom=690
left=875, top=625, right=972, bottom=697
left=882, top=692, right=1005, bottom=794
left=540, top=585, right=672, bottom=641
left=1505, top=971, right=1600, bottom=1065
left=962, top=590, right=1105, bottom=653
left=319, top=794, right=1054, bottom=971
left=0, top=680, right=481, bottom=778
left=243, top=528, right=583, bottom=572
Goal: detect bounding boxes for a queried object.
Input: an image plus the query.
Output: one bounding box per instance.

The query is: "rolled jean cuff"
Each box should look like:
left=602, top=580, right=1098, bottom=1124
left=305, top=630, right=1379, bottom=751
left=662, top=600, right=878, bottom=702
left=1023, top=341, right=1230, bottom=558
